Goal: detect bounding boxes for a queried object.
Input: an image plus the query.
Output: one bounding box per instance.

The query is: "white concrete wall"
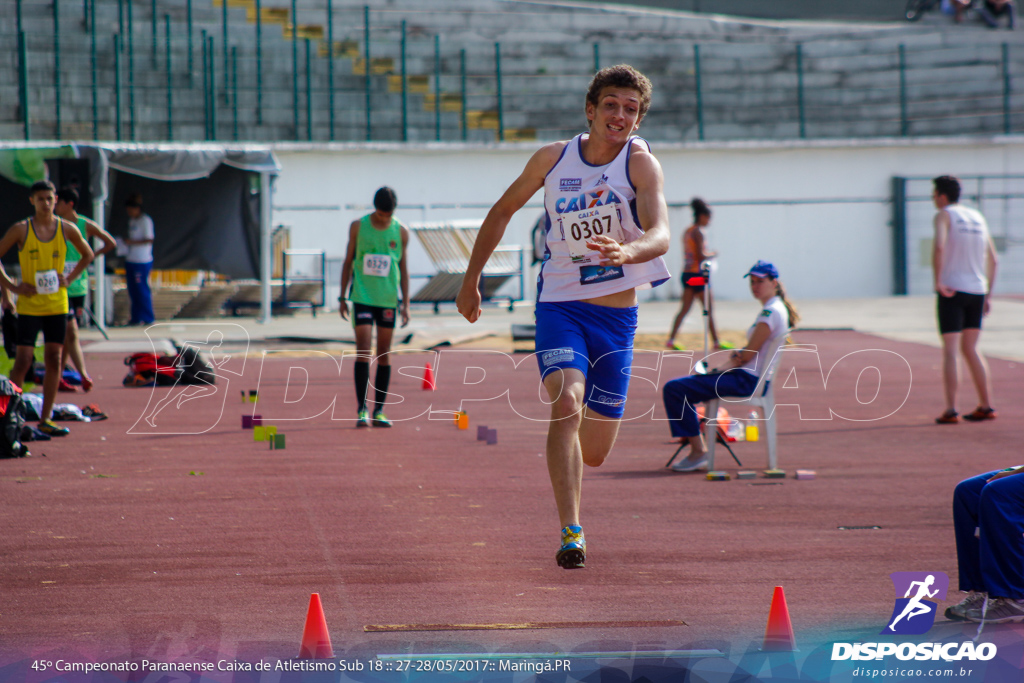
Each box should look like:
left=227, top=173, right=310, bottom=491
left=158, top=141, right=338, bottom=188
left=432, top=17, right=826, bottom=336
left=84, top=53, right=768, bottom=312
left=271, top=136, right=1024, bottom=305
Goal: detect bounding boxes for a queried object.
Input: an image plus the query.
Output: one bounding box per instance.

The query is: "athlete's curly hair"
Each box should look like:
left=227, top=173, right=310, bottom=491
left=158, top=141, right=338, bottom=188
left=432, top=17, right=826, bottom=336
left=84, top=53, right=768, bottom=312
left=585, top=64, right=652, bottom=126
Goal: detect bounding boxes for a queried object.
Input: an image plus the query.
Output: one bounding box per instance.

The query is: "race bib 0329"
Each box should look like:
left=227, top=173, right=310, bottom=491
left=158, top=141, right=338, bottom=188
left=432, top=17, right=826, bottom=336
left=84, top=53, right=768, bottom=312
left=362, top=253, right=392, bottom=277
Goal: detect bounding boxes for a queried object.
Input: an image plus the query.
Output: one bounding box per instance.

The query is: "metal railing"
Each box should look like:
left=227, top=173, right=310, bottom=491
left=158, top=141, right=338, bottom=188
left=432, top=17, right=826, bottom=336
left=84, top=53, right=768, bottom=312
left=5, top=1, right=1020, bottom=143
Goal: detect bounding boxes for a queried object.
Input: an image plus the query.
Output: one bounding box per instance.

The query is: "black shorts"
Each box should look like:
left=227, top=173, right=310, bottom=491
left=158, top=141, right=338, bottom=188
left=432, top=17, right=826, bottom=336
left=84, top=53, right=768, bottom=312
left=352, top=303, right=397, bottom=329
left=937, top=292, right=985, bottom=334
left=681, top=271, right=706, bottom=293
left=17, top=313, right=68, bottom=347
left=68, top=295, right=86, bottom=321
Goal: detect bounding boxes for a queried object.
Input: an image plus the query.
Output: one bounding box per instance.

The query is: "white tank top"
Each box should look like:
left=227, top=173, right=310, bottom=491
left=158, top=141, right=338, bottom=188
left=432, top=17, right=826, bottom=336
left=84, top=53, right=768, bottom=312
left=537, top=134, right=671, bottom=302
left=940, top=204, right=990, bottom=295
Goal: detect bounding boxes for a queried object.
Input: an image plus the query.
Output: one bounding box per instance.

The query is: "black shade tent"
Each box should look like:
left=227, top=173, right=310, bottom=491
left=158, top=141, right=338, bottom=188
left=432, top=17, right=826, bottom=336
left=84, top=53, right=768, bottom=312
left=0, top=143, right=279, bottom=325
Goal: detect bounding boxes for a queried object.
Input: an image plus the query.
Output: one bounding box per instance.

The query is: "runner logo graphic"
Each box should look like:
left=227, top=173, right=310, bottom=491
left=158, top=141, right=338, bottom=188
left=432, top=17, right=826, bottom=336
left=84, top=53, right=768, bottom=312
left=882, top=571, right=948, bottom=635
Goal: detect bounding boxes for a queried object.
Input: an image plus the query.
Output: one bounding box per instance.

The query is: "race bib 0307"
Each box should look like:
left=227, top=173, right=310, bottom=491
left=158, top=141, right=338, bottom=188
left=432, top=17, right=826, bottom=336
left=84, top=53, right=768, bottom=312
left=560, top=202, right=626, bottom=265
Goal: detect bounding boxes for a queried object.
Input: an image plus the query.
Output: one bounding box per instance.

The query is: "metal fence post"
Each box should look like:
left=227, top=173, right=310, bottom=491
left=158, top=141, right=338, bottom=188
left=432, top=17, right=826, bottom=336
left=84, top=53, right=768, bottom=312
left=495, top=42, right=503, bottom=142
left=305, top=38, right=313, bottom=141
left=165, top=14, right=173, bottom=140
left=91, top=0, right=98, bottom=139
left=460, top=48, right=467, bottom=142
left=891, top=176, right=908, bottom=296
left=151, top=0, right=157, bottom=68
left=694, top=43, right=704, bottom=141
left=1002, top=43, right=1011, bottom=135
left=118, top=0, right=124, bottom=44
left=187, top=0, right=194, bottom=87
left=223, top=0, right=230, bottom=92
left=54, top=1, right=62, bottom=138
left=364, top=4, right=371, bottom=141
left=232, top=45, right=239, bottom=141
left=796, top=43, right=806, bottom=139
left=292, top=0, right=299, bottom=140
left=899, top=44, right=908, bottom=136
left=202, top=30, right=210, bottom=139
left=208, top=35, right=217, bottom=140
left=327, top=0, right=334, bottom=140
left=127, top=0, right=135, bottom=140
left=256, top=0, right=262, bottom=125
left=435, top=34, right=441, bottom=141
left=16, top=0, right=23, bottom=35
left=401, top=20, right=408, bottom=142
left=18, top=31, right=30, bottom=141
left=114, top=33, right=123, bottom=140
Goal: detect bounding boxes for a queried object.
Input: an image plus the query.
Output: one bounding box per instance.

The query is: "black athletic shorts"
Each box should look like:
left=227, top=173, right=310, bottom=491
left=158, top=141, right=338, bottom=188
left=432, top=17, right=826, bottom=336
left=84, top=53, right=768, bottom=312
left=681, top=271, right=706, bottom=293
left=68, top=295, right=86, bottom=321
left=17, top=313, right=68, bottom=346
left=352, top=303, right=397, bottom=329
left=937, top=291, right=985, bottom=334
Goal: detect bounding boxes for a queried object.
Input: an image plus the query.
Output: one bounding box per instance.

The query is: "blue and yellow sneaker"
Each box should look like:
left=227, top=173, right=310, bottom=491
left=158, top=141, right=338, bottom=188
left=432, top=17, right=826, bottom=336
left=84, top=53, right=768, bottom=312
left=372, top=411, right=392, bottom=428
left=39, top=419, right=69, bottom=437
left=556, top=525, right=586, bottom=569
left=356, top=409, right=371, bottom=428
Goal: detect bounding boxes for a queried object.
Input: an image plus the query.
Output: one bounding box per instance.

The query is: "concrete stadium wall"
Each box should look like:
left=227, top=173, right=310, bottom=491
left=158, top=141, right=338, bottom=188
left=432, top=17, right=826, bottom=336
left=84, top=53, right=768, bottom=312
left=271, top=135, right=1024, bottom=304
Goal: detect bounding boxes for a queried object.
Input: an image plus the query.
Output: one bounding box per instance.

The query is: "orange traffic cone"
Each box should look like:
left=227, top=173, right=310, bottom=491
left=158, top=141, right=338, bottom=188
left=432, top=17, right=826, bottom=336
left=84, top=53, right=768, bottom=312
left=761, top=586, right=797, bottom=652
left=298, top=593, right=334, bottom=659
left=422, top=362, right=435, bottom=390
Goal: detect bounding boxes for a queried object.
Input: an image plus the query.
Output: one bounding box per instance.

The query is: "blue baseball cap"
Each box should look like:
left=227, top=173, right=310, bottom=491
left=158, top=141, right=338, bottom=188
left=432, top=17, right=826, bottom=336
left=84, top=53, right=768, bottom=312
left=744, top=260, right=779, bottom=279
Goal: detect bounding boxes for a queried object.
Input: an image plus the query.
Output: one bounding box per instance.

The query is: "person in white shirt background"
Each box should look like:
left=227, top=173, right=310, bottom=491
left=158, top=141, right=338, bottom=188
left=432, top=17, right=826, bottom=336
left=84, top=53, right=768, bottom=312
left=123, top=192, right=155, bottom=326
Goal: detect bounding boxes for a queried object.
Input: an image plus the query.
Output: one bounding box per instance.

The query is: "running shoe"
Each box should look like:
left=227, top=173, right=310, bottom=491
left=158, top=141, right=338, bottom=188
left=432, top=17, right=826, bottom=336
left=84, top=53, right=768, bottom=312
left=963, top=407, right=997, bottom=422
left=671, top=452, right=709, bottom=472
left=58, top=378, right=77, bottom=393
left=556, top=525, right=586, bottom=569
left=965, top=597, right=1024, bottom=624
left=935, top=410, right=959, bottom=424
left=371, top=411, right=392, bottom=428
left=717, top=341, right=736, bottom=350
left=665, top=340, right=685, bottom=351
left=945, top=591, right=986, bottom=621
left=356, top=409, right=371, bottom=428
left=38, top=420, right=70, bottom=437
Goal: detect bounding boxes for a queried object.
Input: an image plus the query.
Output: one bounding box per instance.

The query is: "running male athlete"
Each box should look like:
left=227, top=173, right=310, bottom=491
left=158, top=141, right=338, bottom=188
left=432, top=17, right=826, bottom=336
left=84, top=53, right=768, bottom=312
left=339, top=187, right=410, bottom=428
left=456, top=65, right=671, bottom=569
left=0, top=180, right=94, bottom=436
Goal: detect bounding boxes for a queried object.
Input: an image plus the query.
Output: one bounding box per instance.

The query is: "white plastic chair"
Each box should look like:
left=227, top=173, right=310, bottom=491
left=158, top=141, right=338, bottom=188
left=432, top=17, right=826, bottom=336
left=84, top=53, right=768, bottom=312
left=704, top=335, right=808, bottom=472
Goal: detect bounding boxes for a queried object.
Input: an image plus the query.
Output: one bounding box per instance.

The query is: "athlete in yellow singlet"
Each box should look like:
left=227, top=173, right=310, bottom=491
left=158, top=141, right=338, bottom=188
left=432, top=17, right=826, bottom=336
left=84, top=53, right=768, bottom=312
left=0, top=180, right=94, bottom=436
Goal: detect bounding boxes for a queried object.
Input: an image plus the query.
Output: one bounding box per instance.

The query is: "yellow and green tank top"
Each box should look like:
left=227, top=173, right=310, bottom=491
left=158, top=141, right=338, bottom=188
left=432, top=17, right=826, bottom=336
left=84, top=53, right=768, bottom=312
left=349, top=214, right=402, bottom=309
left=18, top=217, right=69, bottom=316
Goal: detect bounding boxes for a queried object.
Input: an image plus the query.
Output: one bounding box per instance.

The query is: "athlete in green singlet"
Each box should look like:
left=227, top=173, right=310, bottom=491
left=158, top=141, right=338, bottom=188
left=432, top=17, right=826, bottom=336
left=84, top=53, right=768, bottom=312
left=339, top=187, right=410, bottom=428
left=55, top=186, right=116, bottom=392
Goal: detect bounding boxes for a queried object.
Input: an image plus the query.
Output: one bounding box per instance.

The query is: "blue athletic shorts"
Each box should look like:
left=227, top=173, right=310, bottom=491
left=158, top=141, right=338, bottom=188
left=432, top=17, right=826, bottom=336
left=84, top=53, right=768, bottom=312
left=534, top=300, right=638, bottom=419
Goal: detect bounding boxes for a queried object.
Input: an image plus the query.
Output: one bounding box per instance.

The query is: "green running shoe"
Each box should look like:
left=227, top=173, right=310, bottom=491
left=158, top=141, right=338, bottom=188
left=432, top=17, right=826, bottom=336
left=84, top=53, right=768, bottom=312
left=356, top=409, right=371, bottom=428
left=372, top=411, right=392, bottom=428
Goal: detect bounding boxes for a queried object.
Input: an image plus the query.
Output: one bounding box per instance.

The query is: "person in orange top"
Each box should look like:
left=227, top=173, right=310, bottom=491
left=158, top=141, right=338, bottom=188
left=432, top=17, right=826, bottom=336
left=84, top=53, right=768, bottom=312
left=0, top=180, right=93, bottom=436
left=666, top=198, right=728, bottom=350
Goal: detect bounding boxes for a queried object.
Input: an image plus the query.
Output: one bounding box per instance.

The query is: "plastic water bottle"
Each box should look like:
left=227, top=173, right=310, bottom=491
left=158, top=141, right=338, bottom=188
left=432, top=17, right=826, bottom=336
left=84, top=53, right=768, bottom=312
left=745, top=409, right=760, bottom=442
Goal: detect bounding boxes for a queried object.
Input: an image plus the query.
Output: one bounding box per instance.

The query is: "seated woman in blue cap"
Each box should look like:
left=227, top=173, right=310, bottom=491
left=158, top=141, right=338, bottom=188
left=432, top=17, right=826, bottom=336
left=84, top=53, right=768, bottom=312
left=663, top=260, right=799, bottom=472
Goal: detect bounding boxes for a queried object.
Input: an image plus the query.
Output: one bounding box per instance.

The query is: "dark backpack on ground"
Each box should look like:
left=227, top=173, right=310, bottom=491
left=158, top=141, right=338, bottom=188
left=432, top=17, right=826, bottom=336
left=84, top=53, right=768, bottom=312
left=0, top=377, right=28, bottom=458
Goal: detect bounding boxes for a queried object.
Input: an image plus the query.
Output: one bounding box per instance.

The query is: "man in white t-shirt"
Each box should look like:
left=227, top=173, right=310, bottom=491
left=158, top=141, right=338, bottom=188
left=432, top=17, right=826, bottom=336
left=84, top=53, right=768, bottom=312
left=931, top=175, right=999, bottom=425
left=124, top=192, right=155, bottom=325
